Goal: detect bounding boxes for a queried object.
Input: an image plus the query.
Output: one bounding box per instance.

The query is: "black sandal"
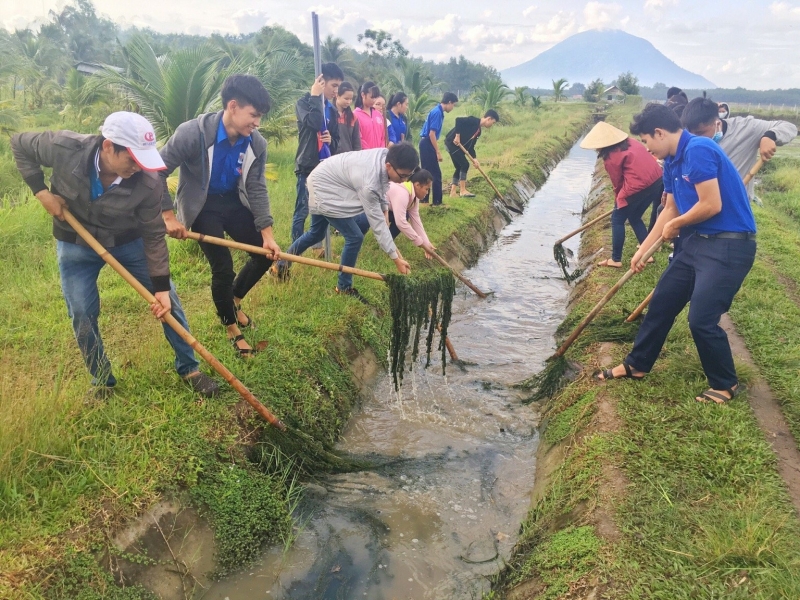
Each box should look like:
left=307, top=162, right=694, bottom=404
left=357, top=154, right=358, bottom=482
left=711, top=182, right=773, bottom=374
left=696, top=385, right=741, bottom=404
left=234, top=304, right=255, bottom=329
left=593, top=361, right=645, bottom=382
left=230, top=334, right=256, bottom=357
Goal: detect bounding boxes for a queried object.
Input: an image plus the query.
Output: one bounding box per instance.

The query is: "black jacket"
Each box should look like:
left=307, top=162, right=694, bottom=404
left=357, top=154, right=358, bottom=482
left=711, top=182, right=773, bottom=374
left=444, top=116, right=481, bottom=157
left=294, top=93, right=339, bottom=176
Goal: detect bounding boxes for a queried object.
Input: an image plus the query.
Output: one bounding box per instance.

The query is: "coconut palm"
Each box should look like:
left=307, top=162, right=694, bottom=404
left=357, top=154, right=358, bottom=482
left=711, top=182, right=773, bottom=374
left=60, top=69, right=112, bottom=125
left=513, top=86, right=528, bottom=107
left=471, top=79, right=513, bottom=112
left=8, top=29, right=69, bottom=107
left=531, top=95, right=543, bottom=109
left=552, top=78, right=569, bottom=102
left=383, top=58, right=439, bottom=138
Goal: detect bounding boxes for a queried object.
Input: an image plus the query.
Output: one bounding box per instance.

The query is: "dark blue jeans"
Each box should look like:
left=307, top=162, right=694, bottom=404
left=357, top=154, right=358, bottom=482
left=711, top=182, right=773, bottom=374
left=57, top=239, right=200, bottom=387
left=419, top=137, right=442, bottom=205
left=626, top=233, right=756, bottom=390
left=611, top=181, right=663, bottom=262
left=286, top=214, right=365, bottom=291
left=291, top=173, right=310, bottom=242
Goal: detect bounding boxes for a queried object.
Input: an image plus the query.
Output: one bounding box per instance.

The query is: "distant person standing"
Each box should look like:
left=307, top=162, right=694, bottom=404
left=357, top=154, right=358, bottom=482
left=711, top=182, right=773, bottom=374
left=334, top=81, right=361, bottom=154
left=444, top=109, right=499, bottom=198
left=388, top=92, right=409, bottom=145
left=419, top=92, right=458, bottom=206
left=353, top=81, right=386, bottom=150
left=292, top=63, right=344, bottom=242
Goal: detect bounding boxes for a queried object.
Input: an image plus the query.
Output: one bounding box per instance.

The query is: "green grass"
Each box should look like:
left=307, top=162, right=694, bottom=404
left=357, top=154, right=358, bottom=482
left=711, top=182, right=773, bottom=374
left=494, top=100, right=800, bottom=599
left=0, top=101, right=591, bottom=598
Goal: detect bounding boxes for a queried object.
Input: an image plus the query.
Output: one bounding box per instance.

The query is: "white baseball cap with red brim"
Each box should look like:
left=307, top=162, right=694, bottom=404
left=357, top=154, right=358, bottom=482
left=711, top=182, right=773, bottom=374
left=99, top=112, right=166, bottom=171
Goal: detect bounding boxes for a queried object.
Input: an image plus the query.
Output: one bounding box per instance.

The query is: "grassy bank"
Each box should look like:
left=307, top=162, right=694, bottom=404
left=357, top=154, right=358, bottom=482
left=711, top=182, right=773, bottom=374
left=0, top=101, right=591, bottom=598
left=494, top=101, right=800, bottom=599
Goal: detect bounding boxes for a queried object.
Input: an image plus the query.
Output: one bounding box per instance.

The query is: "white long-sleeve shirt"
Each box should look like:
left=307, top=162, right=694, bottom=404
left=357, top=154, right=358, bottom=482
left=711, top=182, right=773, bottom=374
left=307, top=148, right=398, bottom=259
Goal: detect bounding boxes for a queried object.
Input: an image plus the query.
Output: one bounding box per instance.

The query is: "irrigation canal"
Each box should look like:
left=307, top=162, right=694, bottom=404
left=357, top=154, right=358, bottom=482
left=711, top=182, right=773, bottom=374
left=206, top=139, right=598, bottom=599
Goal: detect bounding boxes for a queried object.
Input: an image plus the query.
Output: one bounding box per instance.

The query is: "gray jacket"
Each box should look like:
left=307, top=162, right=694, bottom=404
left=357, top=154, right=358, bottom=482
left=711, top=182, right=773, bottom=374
left=307, top=148, right=398, bottom=259
left=11, top=130, right=171, bottom=291
left=720, top=116, right=797, bottom=197
left=159, top=111, right=273, bottom=230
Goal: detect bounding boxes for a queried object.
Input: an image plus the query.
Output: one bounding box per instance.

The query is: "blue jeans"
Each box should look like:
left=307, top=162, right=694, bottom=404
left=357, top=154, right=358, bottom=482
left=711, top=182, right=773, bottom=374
left=57, top=239, right=200, bottom=386
left=611, top=180, right=663, bottom=262
left=626, top=233, right=756, bottom=390
left=287, top=214, right=365, bottom=291
left=291, top=173, right=310, bottom=242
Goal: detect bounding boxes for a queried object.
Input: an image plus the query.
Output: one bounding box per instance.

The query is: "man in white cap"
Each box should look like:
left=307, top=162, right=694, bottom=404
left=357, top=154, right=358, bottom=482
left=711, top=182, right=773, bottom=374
left=11, top=111, right=220, bottom=399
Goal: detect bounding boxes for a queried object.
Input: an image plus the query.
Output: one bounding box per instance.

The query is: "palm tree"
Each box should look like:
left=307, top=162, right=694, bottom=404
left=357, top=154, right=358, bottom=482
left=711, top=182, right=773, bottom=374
left=552, top=78, right=569, bottom=102
left=383, top=58, right=439, bottom=138
left=513, top=86, right=528, bottom=107
left=531, top=95, right=543, bottom=109
left=9, top=29, right=69, bottom=107
left=60, top=69, right=112, bottom=125
left=98, top=35, right=229, bottom=140
left=471, top=79, right=513, bottom=112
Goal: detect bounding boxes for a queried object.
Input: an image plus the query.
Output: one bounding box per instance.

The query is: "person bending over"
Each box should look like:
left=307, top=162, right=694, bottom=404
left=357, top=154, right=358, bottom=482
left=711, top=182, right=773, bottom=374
left=595, top=103, right=756, bottom=405
left=445, top=109, right=499, bottom=198
left=159, top=75, right=281, bottom=357
left=580, top=121, right=663, bottom=268
left=11, top=112, right=220, bottom=399
left=681, top=97, right=797, bottom=202
left=273, top=144, right=416, bottom=303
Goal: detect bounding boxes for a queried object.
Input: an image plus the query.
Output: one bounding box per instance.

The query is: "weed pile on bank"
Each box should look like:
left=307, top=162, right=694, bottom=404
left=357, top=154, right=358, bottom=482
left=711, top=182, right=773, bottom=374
left=494, top=104, right=800, bottom=599
left=0, top=102, right=591, bottom=598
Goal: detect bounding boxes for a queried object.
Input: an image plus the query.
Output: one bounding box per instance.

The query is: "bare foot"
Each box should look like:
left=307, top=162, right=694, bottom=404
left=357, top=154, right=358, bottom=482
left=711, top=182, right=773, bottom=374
left=598, top=258, right=623, bottom=268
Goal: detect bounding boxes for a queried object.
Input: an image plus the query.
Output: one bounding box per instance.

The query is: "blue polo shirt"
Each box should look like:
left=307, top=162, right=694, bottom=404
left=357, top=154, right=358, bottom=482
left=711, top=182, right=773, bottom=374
left=419, top=104, right=444, bottom=140
left=388, top=111, right=407, bottom=144
left=663, top=130, right=756, bottom=235
left=208, top=118, right=251, bottom=195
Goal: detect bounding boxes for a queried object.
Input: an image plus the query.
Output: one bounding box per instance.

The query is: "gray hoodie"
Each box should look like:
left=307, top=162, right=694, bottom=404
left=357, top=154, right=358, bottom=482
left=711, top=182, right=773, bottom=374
left=159, top=111, right=273, bottom=230
left=306, top=148, right=398, bottom=259
left=719, top=116, right=797, bottom=197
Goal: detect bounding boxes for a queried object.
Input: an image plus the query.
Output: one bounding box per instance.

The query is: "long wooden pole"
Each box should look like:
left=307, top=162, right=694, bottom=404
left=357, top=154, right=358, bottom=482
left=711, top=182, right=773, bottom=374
left=553, top=208, right=614, bottom=247
left=554, top=239, right=664, bottom=357
left=428, top=249, right=488, bottom=299
left=185, top=231, right=387, bottom=282
left=62, top=210, right=287, bottom=431
left=624, top=158, right=766, bottom=321
left=454, top=140, right=523, bottom=214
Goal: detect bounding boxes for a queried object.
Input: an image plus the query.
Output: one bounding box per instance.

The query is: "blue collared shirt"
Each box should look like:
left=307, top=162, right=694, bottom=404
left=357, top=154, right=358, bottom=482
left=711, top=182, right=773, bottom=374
left=89, top=149, right=122, bottom=201
left=663, top=129, right=756, bottom=235
left=419, top=104, right=444, bottom=140
left=388, top=111, right=407, bottom=144
left=208, top=118, right=251, bottom=195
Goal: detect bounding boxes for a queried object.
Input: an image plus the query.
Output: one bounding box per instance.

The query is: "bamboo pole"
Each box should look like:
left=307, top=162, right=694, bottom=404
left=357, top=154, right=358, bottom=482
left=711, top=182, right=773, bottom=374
left=554, top=239, right=664, bottom=357
left=743, top=158, right=764, bottom=186
left=553, top=208, right=614, bottom=247
left=625, top=289, right=654, bottom=323
left=454, top=140, right=523, bottom=214
left=185, top=231, right=386, bottom=282
left=62, top=210, right=287, bottom=431
left=428, top=249, right=488, bottom=299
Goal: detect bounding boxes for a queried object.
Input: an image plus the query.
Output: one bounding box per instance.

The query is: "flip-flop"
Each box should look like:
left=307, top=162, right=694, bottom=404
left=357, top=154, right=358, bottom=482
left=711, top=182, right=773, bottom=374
left=696, top=384, right=743, bottom=404
left=460, top=193, right=476, bottom=197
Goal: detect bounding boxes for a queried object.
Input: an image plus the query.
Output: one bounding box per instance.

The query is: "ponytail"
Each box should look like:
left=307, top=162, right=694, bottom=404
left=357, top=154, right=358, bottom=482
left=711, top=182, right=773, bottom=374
left=355, top=81, right=380, bottom=109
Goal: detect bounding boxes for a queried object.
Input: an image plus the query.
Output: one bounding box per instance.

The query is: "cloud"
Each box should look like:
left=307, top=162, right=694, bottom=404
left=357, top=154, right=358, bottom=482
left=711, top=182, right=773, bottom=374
left=407, top=13, right=461, bottom=45
left=582, top=2, right=622, bottom=29
left=230, top=9, right=272, bottom=35
left=523, top=5, right=537, bottom=18
left=770, top=1, right=800, bottom=20
left=644, top=0, right=678, bottom=12
left=528, top=11, right=578, bottom=43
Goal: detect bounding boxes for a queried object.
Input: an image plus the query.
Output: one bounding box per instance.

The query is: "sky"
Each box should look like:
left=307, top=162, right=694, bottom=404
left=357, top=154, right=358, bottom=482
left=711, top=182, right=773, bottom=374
left=3, top=0, right=800, bottom=90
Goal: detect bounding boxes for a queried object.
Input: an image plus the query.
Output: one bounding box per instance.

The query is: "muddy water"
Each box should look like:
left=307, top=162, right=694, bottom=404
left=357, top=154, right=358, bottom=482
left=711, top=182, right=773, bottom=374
left=205, top=141, right=597, bottom=599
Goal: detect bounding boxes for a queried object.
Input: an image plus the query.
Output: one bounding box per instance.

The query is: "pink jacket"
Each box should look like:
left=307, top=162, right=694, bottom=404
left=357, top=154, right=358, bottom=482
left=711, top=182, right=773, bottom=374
left=387, top=182, right=430, bottom=247
left=354, top=107, right=386, bottom=150
left=603, top=137, right=662, bottom=208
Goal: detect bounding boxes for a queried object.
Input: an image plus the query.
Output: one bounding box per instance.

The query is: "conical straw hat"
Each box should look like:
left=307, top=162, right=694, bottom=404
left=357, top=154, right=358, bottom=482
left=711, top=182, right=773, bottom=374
left=580, top=121, right=629, bottom=149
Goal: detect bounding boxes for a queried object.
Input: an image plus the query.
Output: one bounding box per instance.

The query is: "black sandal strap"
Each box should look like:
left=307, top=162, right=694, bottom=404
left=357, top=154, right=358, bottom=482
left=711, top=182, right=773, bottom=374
left=230, top=334, right=245, bottom=344
left=623, top=362, right=633, bottom=378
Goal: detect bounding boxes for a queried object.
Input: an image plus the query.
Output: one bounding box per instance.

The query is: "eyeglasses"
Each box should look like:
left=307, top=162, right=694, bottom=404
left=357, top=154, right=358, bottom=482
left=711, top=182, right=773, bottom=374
left=391, top=163, right=416, bottom=181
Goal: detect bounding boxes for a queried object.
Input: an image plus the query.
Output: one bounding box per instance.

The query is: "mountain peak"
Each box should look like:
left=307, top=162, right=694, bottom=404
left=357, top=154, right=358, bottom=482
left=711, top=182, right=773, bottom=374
left=502, top=29, right=715, bottom=90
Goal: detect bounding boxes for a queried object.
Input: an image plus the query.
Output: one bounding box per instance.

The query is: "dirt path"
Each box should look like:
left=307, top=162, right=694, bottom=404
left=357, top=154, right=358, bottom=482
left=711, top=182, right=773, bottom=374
left=721, top=313, right=800, bottom=516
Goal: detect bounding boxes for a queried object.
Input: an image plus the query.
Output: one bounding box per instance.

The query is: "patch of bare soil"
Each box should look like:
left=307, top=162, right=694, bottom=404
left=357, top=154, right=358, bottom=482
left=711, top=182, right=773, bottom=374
left=721, top=313, right=800, bottom=516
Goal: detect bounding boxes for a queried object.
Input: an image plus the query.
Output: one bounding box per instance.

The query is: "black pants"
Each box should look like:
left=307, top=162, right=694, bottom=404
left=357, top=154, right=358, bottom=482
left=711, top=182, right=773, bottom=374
left=419, top=137, right=443, bottom=205
left=191, top=192, right=273, bottom=326
left=449, top=148, right=471, bottom=184
left=626, top=233, right=756, bottom=390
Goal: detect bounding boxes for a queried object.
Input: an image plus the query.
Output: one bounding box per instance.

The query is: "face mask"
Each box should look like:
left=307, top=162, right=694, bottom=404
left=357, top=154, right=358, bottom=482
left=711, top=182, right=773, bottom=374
left=718, top=112, right=729, bottom=119
left=712, top=131, right=724, bottom=144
